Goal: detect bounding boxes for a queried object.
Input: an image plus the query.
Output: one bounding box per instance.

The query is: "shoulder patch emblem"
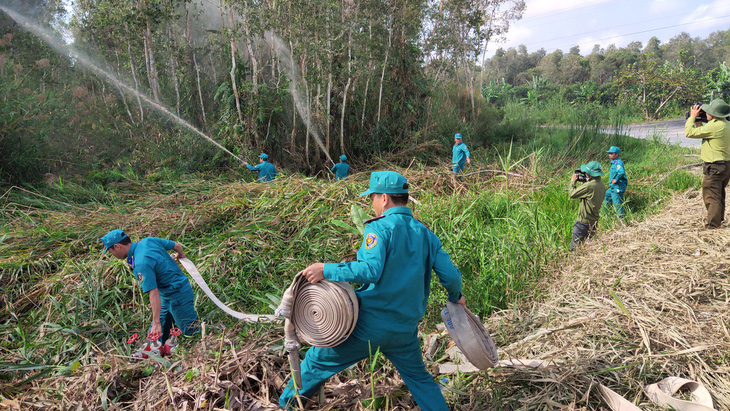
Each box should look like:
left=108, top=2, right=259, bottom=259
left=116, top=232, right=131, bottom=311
left=137, top=272, right=144, bottom=282
left=365, top=233, right=378, bottom=249
left=617, top=165, right=622, bottom=169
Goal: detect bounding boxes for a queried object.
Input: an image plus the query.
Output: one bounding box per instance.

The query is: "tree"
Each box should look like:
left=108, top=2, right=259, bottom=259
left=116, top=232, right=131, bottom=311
left=614, top=61, right=706, bottom=119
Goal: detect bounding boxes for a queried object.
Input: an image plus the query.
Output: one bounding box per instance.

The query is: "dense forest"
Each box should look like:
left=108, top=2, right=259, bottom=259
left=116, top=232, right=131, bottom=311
left=1, top=0, right=730, bottom=186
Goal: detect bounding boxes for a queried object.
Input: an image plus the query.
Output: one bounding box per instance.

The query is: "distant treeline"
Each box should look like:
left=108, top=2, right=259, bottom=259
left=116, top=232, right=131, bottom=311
left=479, top=31, right=730, bottom=116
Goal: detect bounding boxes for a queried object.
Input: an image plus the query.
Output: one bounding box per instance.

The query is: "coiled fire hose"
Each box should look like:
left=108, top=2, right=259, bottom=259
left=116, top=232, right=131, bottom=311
left=441, top=302, right=715, bottom=411
left=441, top=301, right=499, bottom=368
left=274, top=273, right=359, bottom=390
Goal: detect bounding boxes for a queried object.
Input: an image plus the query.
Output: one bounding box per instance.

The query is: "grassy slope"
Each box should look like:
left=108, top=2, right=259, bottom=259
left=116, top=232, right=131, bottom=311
left=0, top=126, right=710, bottom=409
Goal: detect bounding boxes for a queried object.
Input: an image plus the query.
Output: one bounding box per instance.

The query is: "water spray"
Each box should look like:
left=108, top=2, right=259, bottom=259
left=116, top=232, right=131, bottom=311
left=0, top=5, right=246, bottom=165
left=264, top=31, right=334, bottom=164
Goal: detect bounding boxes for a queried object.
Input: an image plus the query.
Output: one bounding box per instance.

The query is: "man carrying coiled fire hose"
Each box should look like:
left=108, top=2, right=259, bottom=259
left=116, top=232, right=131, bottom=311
left=279, top=171, right=465, bottom=411
left=101, top=229, right=200, bottom=353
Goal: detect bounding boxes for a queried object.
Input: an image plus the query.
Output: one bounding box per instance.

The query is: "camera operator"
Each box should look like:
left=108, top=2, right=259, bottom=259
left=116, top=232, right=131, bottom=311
left=568, top=161, right=607, bottom=251
left=685, top=99, right=730, bottom=228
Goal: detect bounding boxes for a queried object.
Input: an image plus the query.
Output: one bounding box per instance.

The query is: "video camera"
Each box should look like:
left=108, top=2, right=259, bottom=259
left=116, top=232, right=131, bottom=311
left=574, top=169, right=588, bottom=183
left=686, top=103, right=708, bottom=123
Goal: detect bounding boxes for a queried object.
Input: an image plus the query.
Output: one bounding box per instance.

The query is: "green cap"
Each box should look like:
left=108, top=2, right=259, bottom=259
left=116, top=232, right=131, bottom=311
left=259, top=153, right=269, bottom=160
left=454, top=133, right=462, bottom=139
left=339, top=155, right=347, bottom=161
left=580, top=161, right=604, bottom=177
left=606, top=146, right=621, bottom=154
left=704, top=99, right=730, bottom=118
left=101, top=229, right=128, bottom=253
left=359, top=171, right=409, bottom=197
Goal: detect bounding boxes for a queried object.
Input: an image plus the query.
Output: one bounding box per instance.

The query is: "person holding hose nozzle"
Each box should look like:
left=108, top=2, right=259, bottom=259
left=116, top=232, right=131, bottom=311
left=330, top=154, right=350, bottom=181
left=279, top=171, right=465, bottom=411
left=685, top=99, right=730, bottom=228
left=569, top=161, right=606, bottom=251
left=244, top=152, right=277, bottom=182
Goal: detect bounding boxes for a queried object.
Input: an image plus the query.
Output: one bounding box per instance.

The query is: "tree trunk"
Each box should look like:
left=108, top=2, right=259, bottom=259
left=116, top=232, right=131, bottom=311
left=240, top=1, right=260, bottom=147
left=303, top=59, right=311, bottom=167
left=361, top=76, right=370, bottom=128
left=377, top=26, right=392, bottom=123
left=326, top=72, right=332, bottom=151
left=166, top=24, right=181, bottom=116
left=114, top=50, right=135, bottom=125
left=224, top=2, right=244, bottom=125
left=125, top=29, right=144, bottom=123
left=479, top=7, right=498, bottom=92
left=140, top=0, right=160, bottom=102
left=341, top=77, right=352, bottom=154
left=185, top=4, right=206, bottom=125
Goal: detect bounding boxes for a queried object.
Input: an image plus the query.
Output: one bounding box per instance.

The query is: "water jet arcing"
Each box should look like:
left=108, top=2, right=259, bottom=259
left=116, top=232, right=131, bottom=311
left=0, top=5, right=246, bottom=165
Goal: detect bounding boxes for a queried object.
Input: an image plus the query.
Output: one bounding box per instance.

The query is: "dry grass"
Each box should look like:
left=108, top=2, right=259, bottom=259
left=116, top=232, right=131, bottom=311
left=487, top=187, right=730, bottom=409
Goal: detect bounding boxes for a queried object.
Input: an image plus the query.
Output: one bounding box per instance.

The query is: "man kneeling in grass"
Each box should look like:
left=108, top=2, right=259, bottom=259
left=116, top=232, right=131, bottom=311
left=569, top=161, right=607, bottom=251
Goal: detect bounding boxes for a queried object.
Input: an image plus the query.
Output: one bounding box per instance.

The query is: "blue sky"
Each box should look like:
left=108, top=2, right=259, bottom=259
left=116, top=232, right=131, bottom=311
left=488, top=0, right=730, bottom=56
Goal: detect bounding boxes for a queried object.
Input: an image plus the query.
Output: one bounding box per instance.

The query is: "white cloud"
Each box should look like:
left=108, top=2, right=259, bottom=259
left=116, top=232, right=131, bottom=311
left=502, top=25, right=533, bottom=46
left=679, top=0, right=730, bottom=34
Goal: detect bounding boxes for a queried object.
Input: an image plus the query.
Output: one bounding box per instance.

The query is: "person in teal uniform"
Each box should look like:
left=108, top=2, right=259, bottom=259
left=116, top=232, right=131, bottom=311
left=279, top=171, right=465, bottom=411
left=331, top=154, right=350, bottom=181
left=101, top=229, right=199, bottom=344
left=244, top=153, right=277, bottom=182
left=604, top=146, right=628, bottom=216
left=452, top=133, right=471, bottom=174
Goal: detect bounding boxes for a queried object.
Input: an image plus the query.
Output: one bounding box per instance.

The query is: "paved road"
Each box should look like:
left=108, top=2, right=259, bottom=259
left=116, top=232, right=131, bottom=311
left=603, top=118, right=701, bottom=148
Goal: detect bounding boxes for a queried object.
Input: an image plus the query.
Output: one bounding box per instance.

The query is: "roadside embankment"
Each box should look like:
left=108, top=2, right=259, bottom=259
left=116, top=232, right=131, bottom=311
left=488, top=188, right=730, bottom=408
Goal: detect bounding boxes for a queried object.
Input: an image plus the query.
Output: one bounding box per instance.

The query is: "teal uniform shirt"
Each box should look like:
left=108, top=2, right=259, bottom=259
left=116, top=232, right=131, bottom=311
left=128, top=238, right=188, bottom=296
left=323, top=206, right=462, bottom=341
left=452, top=142, right=470, bottom=173
left=246, top=160, right=277, bottom=182
left=331, top=162, right=350, bottom=181
left=608, top=158, right=628, bottom=192
left=128, top=237, right=199, bottom=339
